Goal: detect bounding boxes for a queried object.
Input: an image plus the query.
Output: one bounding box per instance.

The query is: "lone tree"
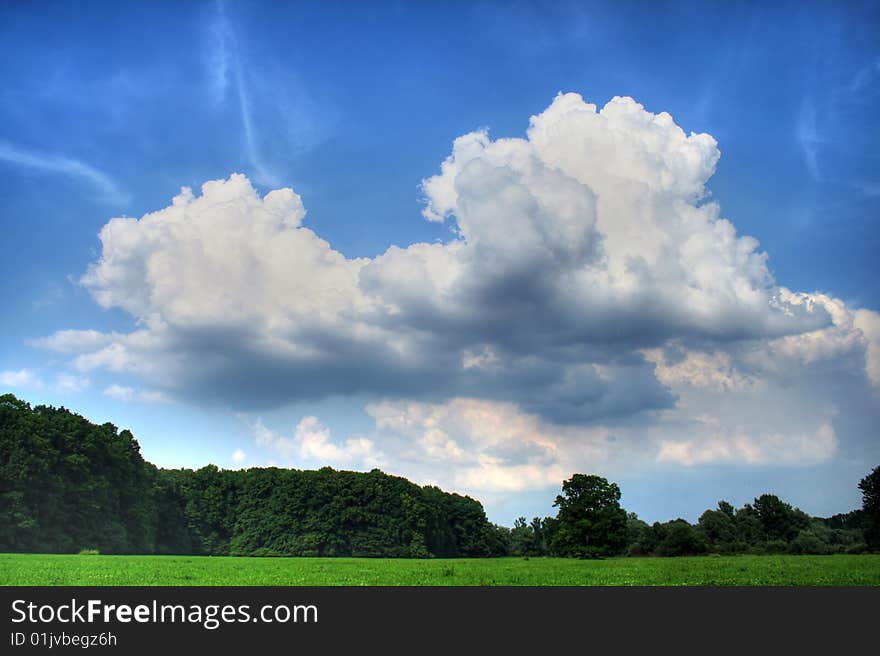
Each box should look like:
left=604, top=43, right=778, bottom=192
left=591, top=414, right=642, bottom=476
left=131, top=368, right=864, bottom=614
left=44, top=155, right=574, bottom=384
left=550, top=474, right=627, bottom=558
left=859, top=465, right=880, bottom=551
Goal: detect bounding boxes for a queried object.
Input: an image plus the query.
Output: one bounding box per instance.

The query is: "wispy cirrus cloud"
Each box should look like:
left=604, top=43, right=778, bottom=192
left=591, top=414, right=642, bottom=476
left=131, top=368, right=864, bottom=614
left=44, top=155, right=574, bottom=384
left=849, top=57, right=880, bottom=93
left=207, top=0, right=232, bottom=104
left=0, top=140, right=128, bottom=204
left=207, top=0, right=279, bottom=187
left=795, top=96, right=821, bottom=181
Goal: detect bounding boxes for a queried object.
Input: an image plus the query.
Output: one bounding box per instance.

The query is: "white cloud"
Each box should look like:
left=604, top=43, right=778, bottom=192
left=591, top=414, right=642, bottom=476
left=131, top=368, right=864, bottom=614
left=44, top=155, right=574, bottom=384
left=79, top=174, right=368, bottom=333
left=30, top=91, right=880, bottom=479
left=365, top=397, right=610, bottom=493
left=55, top=373, right=90, bottom=393
left=727, top=292, right=879, bottom=389
left=294, top=416, right=378, bottom=465
left=796, top=96, right=821, bottom=180
left=373, top=93, right=831, bottom=349
left=30, top=329, right=116, bottom=354
left=0, top=140, right=127, bottom=204
left=204, top=1, right=324, bottom=186
left=103, top=384, right=170, bottom=404
left=643, top=347, right=754, bottom=391
left=104, top=384, right=136, bottom=402
left=355, top=391, right=844, bottom=495
left=461, top=346, right=499, bottom=370
left=854, top=309, right=880, bottom=386
left=207, top=0, right=232, bottom=104
left=657, top=421, right=837, bottom=467
left=0, top=369, right=43, bottom=389
left=253, top=417, right=381, bottom=469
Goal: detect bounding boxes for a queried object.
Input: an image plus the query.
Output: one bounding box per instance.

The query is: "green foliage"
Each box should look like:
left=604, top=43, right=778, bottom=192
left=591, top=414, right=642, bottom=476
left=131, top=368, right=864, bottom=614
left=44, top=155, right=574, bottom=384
left=652, top=519, right=708, bottom=557
left=625, top=512, right=653, bottom=556
left=0, top=395, right=502, bottom=558
left=626, top=495, right=867, bottom=557
left=550, top=474, right=627, bottom=558
left=752, top=494, right=810, bottom=542
left=859, top=465, right=880, bottom=551
left=697, top=502, right=737, bottom=550
left=0, top=394, right=156, bottom=554
left=2, top=394, right=873, bottom=561
left=507, top=515, right=557, bottom=557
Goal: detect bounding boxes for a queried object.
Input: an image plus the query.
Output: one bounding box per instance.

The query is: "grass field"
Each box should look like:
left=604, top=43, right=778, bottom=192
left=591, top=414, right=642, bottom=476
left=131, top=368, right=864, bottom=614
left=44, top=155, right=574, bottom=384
left=2, top=553, right=879, bottom=586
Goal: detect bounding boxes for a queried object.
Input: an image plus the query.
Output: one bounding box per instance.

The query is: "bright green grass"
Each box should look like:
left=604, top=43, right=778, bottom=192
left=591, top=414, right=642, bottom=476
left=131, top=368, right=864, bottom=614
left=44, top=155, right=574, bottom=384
left=2, top=553, right=879, bottom=586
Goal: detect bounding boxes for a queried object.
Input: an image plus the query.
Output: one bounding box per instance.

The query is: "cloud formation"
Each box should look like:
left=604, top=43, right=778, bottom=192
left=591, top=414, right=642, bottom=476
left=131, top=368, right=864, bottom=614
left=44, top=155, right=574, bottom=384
left=103, top=384, right=170, bottom=404
left=657, top=422, right=837, bottom=467
left=253, top=417, right=380, bottom=469
left=0, top=369, right=43, bottom=389
left=204, top=0, right=324, bottom=186
left=0, top=140, right=128, bottom=204
left=55, top=373, right=90, bottom=393
left=32, top=92, right=880, bottom=490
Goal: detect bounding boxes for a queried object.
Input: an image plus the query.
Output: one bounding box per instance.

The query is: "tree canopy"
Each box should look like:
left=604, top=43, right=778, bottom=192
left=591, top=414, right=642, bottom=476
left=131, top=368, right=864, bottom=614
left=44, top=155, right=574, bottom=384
left=0, top=394, right=504, bottom=557
left=1, top=394, right=874, bottom=558
left=549, top=473, right=627, bottom=558
left=860, top=465, right=880, bottom=551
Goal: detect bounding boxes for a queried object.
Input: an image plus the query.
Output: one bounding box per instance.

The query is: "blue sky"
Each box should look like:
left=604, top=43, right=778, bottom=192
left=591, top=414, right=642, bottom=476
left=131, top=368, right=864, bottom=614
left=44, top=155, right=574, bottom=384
left=1, top=0, right=878, bottom=525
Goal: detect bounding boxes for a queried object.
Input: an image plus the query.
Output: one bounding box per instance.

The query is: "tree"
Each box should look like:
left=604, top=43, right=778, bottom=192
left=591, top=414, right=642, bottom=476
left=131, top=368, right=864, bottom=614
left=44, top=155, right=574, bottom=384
left=509, top=516, right=548, bottom=556
left=752, top=494, right=809, bottom=542
left=550, top=474, right=627, bottom=558
left=859, top=466, right=880, bottom=551
left=734, top=504, right=762, bottom=547
left=698, top=501, right=737, bottom=550
left=654, top=519, right=707, bottom=556
left=541, top=516, right=560, bottom=556
left=625, top=512, right=653, bottom=556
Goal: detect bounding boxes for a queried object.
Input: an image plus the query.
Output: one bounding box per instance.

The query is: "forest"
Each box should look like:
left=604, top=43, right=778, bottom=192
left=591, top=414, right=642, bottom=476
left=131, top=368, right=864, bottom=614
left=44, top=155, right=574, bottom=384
left=1, top=394, right=877, bottom=558
left=0, top=395, right=504, bottom=557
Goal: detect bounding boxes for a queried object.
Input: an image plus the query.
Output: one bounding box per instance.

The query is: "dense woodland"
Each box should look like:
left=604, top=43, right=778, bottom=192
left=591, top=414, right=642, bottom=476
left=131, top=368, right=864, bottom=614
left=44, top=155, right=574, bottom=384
left=0, top=395, right=504, bottom=557
left=1, top=394, right=877, bottom=557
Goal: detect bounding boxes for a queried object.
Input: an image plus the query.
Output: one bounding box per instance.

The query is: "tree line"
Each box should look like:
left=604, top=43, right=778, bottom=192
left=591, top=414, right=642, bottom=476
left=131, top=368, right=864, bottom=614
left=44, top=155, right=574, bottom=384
left=0, top=395, right=504, bottom=557
left=498, top=474, right=875, bottom=558
left=1, top=394, right=877, bottom=557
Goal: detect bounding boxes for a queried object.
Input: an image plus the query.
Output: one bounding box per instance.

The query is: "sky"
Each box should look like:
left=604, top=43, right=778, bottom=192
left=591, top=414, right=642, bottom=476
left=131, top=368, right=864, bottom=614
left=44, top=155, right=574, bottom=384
left=1, top=0, right=878, bottom=526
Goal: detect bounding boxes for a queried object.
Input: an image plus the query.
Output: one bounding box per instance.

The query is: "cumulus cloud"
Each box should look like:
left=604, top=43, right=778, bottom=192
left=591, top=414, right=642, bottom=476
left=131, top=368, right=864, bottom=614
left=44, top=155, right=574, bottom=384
left=369, top=394, right=841, bottom=492
left=657, top=422, right=837, bottom=467
left=31, top=91, right=880, bottom=481
left=256, top=388, right=843, bottom=497
left=854, top=309, right=880, bottom=386
left=55, top=373, right=90, bottom=393
left=364, top=397, right=609, bottom=492
left=30, top=329, right=118, bottom=354
left=103, top=385, right=137, bottom=402
left=0, top=369, right=43, bottom=389
left=253, top=417, right=381, bottom=469
left=643, top=347, right=754, bottom=392
left=741, top=291, right=870, bottom=373
left=103, top=384, right=170, bottom=404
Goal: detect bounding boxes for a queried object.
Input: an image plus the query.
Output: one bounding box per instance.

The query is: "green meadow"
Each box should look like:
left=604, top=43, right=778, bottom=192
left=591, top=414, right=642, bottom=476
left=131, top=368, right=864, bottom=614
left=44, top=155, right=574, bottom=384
left=2, top=553, right=879, bottom=586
